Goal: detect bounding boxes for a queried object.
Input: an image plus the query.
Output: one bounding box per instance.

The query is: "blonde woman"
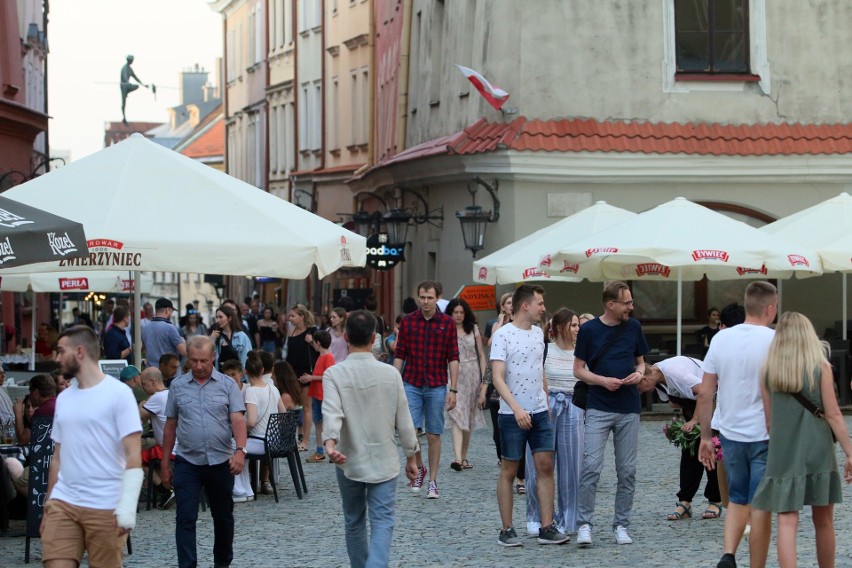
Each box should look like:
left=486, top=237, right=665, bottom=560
left=285, top=304, right=317, bottom=451
left=751, top=312, right=852, bottom=568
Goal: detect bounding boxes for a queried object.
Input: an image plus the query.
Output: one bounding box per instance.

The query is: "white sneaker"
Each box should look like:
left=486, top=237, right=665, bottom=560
left=526, top=521, right=541, bottom=536
left=613, top=525, right=633, bottom=545
left=576, top=523, right=592, bottom=546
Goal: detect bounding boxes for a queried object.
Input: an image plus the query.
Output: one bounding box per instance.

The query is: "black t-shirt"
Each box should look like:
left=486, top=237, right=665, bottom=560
left=575, top=317, right=649, bottom=414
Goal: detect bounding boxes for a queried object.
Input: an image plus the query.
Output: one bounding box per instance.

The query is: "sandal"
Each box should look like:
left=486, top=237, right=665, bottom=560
left=450, top=461, right=462, bottom=471
left=702, top=503, right=722, bottom=519
left=461, top=459, right=473, bottom=470
left=667, top=501, right=692, bottom=521
left=515, top=483, right=526, bottom=495
left=298, top=445, right=308, bottom=452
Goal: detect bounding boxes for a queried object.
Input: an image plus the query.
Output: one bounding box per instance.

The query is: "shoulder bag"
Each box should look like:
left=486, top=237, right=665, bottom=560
left=573, top=322, right=628, bottom=410
left=791, top=390, right=837, bottom=443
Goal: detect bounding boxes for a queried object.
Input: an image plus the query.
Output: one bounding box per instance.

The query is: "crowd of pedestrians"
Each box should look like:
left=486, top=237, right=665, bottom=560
left=4, top=278, right=852, bottom=568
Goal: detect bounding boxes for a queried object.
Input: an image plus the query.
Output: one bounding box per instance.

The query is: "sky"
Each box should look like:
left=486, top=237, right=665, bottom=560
left=48, top=0, right=223, bottom=161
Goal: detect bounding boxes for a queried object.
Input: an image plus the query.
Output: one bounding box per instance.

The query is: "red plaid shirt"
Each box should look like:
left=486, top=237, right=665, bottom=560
left=394, top=309, right=459, bottom=388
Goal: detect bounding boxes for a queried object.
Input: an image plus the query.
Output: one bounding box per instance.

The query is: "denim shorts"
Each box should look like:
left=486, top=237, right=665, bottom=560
left=497, top=410, right=554, bottom=461
left=403, top=383, right=447, bottom=435
left=312, top=397, right=323, bottom=424
left=719, top=435, right=768, bottom=505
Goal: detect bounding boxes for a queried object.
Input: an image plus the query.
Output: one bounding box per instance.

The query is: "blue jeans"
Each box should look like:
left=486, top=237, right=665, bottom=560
left=335, top=468, right=398, bottom=568
left=173, top=456, right=235, bottom=568
left=497, top=410, right=554, bottom=461
left=719, top=435, right=768, bottom=505
left=403, top=383, right=447, bottom=435
left=577, top=409, right=639, bottom=529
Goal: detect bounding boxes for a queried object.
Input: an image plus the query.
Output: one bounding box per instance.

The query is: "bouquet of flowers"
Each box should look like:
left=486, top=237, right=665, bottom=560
left=712, top=435, right=723, bottom=462
left=662, top=417, right=701, bottom=456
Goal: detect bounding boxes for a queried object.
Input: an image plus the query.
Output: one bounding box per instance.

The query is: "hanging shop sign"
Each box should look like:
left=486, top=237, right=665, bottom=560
left=366, top=233, right=405, bottom=271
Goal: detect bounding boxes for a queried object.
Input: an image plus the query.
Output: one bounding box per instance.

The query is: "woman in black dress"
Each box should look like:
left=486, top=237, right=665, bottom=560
left=285, top=304, right=316, bottom=450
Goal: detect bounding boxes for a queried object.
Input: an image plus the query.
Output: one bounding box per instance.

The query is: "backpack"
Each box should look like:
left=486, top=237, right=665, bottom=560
left=217, top=332, right=241, bottom=371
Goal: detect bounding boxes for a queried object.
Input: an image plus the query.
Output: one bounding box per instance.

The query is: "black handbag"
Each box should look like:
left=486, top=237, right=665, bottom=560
left=573, top=322, right=628, bottom=410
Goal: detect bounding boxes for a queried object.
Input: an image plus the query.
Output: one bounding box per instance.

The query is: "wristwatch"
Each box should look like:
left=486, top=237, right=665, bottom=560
left=236, top=447, right=248, bottom=455
left=449, top=388, right=458, bottom=393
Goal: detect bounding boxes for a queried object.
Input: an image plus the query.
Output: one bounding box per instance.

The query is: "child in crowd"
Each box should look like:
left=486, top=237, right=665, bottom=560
left=273, top=361, right=303, bottom=411
left=220, top=359, right=252, bottom=502
left=221, top=359, right=245, bottom=390
left=299, top=330, right=334, bottom=463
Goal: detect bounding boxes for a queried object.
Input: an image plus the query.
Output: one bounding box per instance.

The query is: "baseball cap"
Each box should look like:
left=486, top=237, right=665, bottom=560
left=119, top=365, right=141, bottom=381
left=155, top=298, right=176, bottom=311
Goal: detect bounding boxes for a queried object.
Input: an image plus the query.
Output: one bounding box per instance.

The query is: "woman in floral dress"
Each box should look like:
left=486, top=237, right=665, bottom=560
left=445, top=298, right=487, bottom=471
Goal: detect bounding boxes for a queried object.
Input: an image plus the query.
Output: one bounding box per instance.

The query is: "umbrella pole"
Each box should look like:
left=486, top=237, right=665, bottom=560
left=29, top=294, right=36, bottom=371
left=844, top=273, right=848, bottom=342
left=133, top=270, right=142, bottom=367
left=677, top=267, right=682, bottom=356
left=777, top=280, right=783, bottom=317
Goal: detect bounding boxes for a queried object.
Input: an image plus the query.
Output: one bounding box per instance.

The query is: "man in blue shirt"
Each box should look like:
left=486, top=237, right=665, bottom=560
left=141, top=298, right=186, bottom=368
left=103, top=305, right=132, bottom=363
left=573, top=281, right=649, bottom=547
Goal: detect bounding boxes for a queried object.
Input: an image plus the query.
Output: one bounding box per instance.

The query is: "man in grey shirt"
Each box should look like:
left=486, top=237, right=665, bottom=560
left=161, top=336, right=246, bottom=568
left=141, top=298, right=187, bottom=368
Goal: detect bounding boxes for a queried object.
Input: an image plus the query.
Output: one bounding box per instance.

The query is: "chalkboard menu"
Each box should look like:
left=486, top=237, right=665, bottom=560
left=98, top=359, right=128, bottom=379
left=26, top=416, right=54, bottom=538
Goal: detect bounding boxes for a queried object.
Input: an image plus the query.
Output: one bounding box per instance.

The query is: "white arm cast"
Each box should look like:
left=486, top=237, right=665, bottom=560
left=115, top=468, right=144, bottom=530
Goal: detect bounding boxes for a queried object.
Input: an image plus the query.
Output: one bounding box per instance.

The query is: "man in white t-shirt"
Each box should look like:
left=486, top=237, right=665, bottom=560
left=640, top=356, right=721, bottom=520
left=491, top=284, right=569, bottom=547
left=139, top=367, right=178, bottom=509
left=697, top=282, right=777, bottom=568
left=41, top=325, right=143, bottom=567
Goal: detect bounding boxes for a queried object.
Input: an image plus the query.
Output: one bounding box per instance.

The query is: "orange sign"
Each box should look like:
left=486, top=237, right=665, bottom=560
left=456, top=285, right=497, bottom=312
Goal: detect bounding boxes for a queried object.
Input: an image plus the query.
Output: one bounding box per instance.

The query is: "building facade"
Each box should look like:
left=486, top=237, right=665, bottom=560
left=353, top=0, right=852, bottom=337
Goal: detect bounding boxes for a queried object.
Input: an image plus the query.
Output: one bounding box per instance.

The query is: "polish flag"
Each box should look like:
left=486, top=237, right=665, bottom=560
left=455, top=65, right=510, bottom=110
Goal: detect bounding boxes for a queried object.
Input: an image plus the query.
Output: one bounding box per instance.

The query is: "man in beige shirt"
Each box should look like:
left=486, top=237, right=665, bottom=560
left=323, top=310, right=419, bottom=568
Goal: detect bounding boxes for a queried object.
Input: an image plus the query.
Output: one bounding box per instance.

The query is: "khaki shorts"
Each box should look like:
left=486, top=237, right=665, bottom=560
left=41, top=499, right=127, bottom=568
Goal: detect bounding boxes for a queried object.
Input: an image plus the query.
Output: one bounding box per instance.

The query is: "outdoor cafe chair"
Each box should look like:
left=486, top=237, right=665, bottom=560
left=246, top=410, right=307, bottom=502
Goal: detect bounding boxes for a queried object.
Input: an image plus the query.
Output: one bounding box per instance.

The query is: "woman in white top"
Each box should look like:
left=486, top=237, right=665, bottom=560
left=237, top=352, right=286, bottom=499
left=525, top=308, right=584, bottom=536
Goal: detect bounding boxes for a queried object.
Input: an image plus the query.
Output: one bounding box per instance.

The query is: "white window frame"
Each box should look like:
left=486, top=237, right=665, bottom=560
left=361, top=67, right=369, bottom=145
left=299, top=83, right=309, bottom=151
left=662, top=0, right=769, bottom=94
left=312, top=81, right=322, bottom=151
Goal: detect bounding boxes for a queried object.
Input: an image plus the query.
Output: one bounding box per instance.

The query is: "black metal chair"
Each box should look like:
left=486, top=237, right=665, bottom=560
left=246, top=410, right=307, bottom=502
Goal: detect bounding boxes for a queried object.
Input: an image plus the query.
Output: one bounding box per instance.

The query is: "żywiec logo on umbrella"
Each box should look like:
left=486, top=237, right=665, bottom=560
left=0, top=237, right=17, bottom=265
left=0, top=208, right=34, bottom=228
left=586, top=247, right=618, bottom=257
left=736, top=266, right=768, bottom=276
left=478, top=267, right=488, bottom=281
left=522, top=267, right=550, bottom=279
left=59, top=277, right=90, bottom=291
left=59, top=239, right=142, bottom=268
left=635, top=263, right=671, bottom=277
left=787, top=254, right=810, bottom=267
left=691, top=250, right=729, bottom=262
left=539, top=254, right=552, bottom=267
left=47, top=232, right=78, bottom=256
left=560, top=261, right=579, bottom=273
left=339, top=236, right=352, bottom=262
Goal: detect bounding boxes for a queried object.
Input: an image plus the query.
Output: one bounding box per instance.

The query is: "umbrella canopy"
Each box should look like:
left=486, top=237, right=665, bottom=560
left=761, top=192, right=852, bottom=338
left=547, top=197, right=822, bottom=282
left=472, top=201, right=637, bottom=284
left=2, top=133, right=366, bottom=279
left=545, top=197, right=823, bottom=354
left=1, top=271, right=153, bottom=294
left=0, top=195, right=89, bottom=268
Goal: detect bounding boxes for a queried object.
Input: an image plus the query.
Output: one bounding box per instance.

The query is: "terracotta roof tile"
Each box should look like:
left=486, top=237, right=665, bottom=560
left=355, top=116, right=852, bottom=180
left=181, top=119, right=224, bottom=159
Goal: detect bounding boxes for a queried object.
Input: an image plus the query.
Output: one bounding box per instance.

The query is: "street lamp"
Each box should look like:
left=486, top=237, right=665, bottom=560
left=457, top=177, right=500, bottom=257
left=383, top=208, right=412, bottom=245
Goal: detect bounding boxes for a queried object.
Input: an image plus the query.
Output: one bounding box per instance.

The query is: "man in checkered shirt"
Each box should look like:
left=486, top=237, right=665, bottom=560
left=393, top=281, right=460, bottom=499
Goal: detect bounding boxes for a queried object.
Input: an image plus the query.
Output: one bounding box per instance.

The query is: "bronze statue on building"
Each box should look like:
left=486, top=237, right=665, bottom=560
left=120, top=55, right=151, bottom=125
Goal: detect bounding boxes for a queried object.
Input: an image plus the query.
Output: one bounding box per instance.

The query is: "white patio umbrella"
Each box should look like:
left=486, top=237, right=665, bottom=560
left=546, top=197, right=823, bottom=354
left=471, top=201, right=637, bottom=284
left=1, top=271, right=153, bottom=370
left=2, top=133, right=367, bottom=364
left=761, top=192, right=852, bottom=339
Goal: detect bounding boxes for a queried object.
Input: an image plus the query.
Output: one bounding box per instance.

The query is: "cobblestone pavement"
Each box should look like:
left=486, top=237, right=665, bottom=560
left=4, top=416, right=852, bottom=567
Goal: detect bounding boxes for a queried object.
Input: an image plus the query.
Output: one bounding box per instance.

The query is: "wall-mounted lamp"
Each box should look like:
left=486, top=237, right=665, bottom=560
left=350, top=191, right=388, bottom=236
left=293, top=188, right=317, bottom=213
left=456, top=177, right=500, bottom=257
